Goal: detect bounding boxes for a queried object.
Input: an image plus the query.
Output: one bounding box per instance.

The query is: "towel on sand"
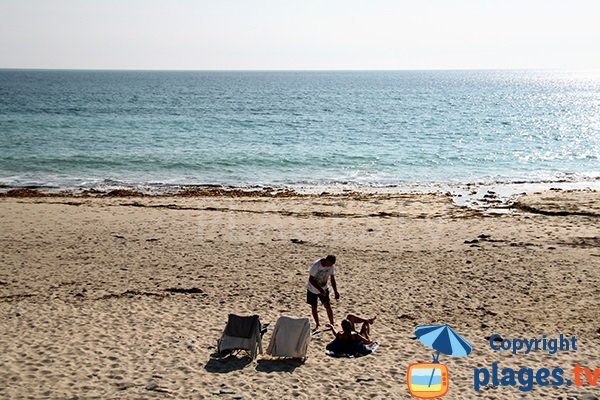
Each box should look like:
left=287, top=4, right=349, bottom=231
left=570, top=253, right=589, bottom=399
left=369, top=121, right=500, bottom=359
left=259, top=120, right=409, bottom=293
left=325, top=339, right=380, bottom=358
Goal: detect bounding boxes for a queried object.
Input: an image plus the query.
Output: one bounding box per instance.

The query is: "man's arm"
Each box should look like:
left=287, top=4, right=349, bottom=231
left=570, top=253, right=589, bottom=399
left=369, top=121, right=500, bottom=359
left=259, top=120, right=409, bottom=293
left=331, top=275, right=340, bottom=300
left=325, top=324, right=337, bottom=338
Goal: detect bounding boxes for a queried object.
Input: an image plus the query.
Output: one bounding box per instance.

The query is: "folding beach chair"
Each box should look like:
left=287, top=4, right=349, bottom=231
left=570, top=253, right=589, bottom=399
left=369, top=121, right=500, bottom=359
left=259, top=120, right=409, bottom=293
left=266, top=315, right=311, bottom=360
left=217, top=314, right=267, bottom=359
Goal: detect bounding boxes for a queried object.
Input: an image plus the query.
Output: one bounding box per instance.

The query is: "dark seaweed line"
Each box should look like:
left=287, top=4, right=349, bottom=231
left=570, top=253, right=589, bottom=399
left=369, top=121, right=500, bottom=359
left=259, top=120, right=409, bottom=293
left=118, top=202, right=406, bottom=219
left=511, top=202, right=599, bottom=217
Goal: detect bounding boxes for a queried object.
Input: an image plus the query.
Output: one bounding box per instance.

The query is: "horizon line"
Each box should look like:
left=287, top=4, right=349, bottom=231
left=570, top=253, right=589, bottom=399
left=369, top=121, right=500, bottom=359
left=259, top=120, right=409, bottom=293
left=2, top=67, right=598, bottom=73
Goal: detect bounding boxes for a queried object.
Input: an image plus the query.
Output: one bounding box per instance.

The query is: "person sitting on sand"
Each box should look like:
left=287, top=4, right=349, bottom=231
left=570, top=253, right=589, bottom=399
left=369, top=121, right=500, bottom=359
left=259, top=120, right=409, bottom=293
left=325, top=314, right=377, bottom=356
left=327, top=314, right=376, bottom=344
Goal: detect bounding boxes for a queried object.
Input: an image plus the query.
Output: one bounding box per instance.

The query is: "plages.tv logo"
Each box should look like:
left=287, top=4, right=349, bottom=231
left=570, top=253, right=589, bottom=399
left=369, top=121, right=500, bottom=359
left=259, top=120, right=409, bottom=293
left=407, top=324, right=473, bottom=399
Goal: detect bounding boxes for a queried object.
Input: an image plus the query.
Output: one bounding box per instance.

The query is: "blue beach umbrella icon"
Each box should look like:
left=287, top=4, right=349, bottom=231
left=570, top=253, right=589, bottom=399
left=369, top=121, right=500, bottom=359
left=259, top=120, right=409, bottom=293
left=415, top=324, right=473, bottom=387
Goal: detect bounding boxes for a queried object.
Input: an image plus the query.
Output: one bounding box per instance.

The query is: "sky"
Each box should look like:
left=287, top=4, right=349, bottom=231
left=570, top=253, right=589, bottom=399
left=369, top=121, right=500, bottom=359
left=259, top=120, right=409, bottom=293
left=1, top=0, right=599, bottom=70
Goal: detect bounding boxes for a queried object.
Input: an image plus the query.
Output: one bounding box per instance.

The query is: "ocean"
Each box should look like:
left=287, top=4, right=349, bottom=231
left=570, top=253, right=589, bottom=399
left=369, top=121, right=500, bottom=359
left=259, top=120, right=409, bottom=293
left=1, top=69, right=599, bottom=193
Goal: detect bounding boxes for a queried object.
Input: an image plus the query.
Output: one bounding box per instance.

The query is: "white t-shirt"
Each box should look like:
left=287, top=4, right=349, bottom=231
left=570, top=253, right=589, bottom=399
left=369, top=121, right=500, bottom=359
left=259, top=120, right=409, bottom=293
left=307, top=259, right=335, bottom=294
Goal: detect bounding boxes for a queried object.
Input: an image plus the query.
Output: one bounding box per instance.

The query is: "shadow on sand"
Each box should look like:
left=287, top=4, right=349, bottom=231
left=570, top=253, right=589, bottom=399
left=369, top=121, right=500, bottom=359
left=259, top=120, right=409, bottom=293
left=205, top=354, right=252, bottom=373
left=255, top=359, right=304, bottom=373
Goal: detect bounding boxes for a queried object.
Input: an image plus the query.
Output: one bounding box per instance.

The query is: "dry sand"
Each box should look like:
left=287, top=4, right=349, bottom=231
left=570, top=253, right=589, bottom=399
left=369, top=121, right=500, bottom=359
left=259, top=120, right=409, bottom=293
left=1, top=189, right=599, bottom=399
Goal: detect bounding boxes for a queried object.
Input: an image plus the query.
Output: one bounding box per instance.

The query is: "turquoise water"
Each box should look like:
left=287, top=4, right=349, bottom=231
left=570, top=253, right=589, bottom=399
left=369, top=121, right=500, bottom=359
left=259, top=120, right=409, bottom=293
left=1, top=69, right=599, bottom=191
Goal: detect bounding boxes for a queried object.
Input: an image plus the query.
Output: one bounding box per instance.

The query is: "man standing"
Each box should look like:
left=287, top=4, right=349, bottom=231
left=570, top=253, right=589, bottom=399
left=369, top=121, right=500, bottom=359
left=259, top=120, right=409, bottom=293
left=306, top=255, right=340, bottom=331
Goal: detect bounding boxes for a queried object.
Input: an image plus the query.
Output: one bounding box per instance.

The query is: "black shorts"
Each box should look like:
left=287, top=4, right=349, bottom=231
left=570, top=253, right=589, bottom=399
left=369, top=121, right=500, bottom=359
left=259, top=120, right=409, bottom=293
left=307, top=289, right=330, bottom=307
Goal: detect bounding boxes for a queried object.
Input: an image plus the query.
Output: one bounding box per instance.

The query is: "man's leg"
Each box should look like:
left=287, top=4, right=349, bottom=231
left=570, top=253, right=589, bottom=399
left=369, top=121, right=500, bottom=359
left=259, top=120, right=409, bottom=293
left=324, top=301, right=334, bottom=326
left=359, top=322, right=371, bottom=340
left=311, top=304, right=320, bottom=328
left=347, top=314, right=375, bottom=337
left=307, top=291, right=320, bottom=329
left=346, top=314, right=376, bottom=325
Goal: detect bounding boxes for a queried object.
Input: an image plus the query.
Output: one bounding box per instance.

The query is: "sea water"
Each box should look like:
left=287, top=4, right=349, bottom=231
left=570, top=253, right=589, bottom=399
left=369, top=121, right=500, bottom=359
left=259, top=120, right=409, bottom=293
left=0, top=69, right=599, bottom=192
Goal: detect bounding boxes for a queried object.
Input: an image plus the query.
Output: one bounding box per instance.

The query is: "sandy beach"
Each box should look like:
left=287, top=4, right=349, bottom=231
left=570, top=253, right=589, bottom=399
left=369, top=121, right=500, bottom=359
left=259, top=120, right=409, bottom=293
left=1, top=189, right=599, bottom=399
